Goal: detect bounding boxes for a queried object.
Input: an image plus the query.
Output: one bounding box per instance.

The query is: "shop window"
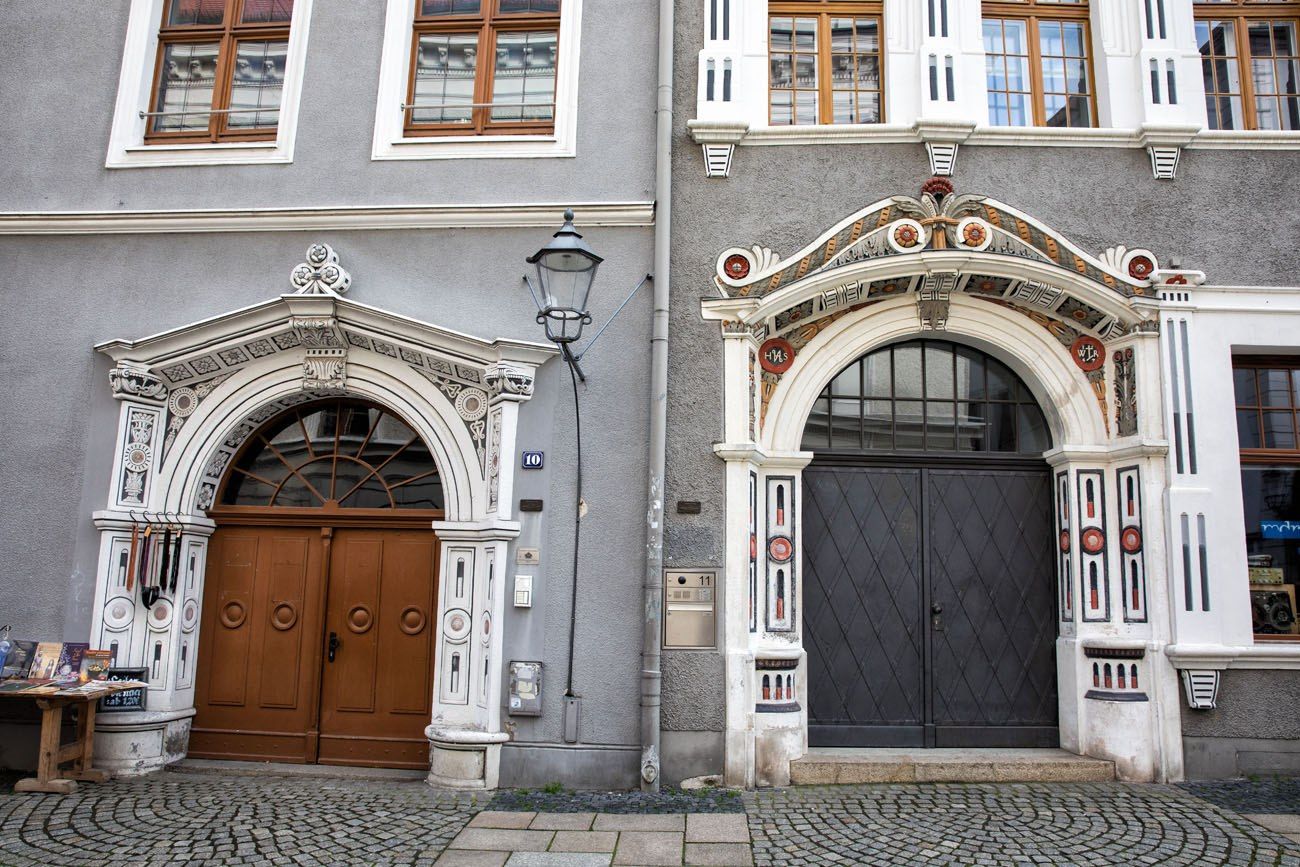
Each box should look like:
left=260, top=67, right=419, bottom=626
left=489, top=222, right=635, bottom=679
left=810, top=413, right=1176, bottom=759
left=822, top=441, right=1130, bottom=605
left=144, top=0, right=295, bottom=144
left=1234, top=357, right=1300, bottom=639
left=801, top=339, right=1051, bottom=455
left=982, top=1, right=1096, bottom=128
left=1196, top=1, right=1300, bottom=130
left=404, top=0, right=560, bottom=137
left=768, top=2, right=884, bottom=126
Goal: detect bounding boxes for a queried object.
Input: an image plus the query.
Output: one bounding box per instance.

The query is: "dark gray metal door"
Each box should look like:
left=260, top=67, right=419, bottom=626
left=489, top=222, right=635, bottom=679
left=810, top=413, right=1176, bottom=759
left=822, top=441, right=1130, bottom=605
left=804, top=464, right=1058, bottom=748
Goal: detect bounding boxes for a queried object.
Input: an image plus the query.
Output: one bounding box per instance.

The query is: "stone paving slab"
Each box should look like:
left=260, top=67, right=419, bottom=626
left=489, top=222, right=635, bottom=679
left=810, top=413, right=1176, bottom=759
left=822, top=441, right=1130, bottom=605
left=531, top=813, right=597, bottom=831
left=436, top=852, right=511, bottom=867
left=473, top=811, right=540, bottom=829
left=685, top=814, right=750, bottom=843
left=450, top=829, right=556, bottom=852
left=683, top=842, right=753, bottom=865
left=504, top=854, right=612, bottom=866
left=550, top=830, right=618, bottom=852
left=610, top=830, right=684, bottom=866
left=593, top=814, right=684, bottom=832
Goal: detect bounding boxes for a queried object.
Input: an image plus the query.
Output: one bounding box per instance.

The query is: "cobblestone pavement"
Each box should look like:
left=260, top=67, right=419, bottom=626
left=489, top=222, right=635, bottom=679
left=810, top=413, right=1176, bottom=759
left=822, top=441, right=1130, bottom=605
left=745, top=782, right=1300, bottom=866
left=0, top=771, right=486, bottom=866
left=1181, top=778, right=1300, bottom=815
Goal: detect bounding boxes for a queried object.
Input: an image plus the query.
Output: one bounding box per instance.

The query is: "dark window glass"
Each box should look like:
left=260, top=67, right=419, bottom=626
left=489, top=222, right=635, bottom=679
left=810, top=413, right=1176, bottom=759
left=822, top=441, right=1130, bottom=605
left=221, top=398, right=444, bottom=509
left=800, top=339, right=1051, bottom=455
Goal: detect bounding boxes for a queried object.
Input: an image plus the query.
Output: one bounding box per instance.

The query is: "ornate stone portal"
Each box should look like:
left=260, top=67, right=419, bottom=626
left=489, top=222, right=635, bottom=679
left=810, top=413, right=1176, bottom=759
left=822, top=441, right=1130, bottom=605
left=704, top=181, right=1201, bottom=786
left=90, top=263, right=553, bottom=785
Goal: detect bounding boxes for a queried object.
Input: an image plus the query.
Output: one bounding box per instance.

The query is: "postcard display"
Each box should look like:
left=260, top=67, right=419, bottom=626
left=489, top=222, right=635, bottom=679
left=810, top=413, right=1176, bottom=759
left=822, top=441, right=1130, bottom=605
left=89, top=379, right=214, bottom=774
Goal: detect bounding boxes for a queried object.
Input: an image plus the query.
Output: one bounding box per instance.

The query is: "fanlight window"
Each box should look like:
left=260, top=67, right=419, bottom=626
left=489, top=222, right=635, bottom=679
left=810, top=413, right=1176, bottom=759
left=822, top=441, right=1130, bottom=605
left=802, top=339, right=1052, bottom=455
left=221, top=398, right=444, bottom=509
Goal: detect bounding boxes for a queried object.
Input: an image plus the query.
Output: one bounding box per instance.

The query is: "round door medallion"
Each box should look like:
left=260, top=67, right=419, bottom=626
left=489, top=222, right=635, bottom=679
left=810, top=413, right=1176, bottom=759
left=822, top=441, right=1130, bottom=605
left=1121, top=526, right=1143, bottom=553
left=759, top=338, right=795, bottom=374
left=1070, top=336, right=1106, bottom=373
left=768, top=535, right=794, bottom=563
left=347, top=605, right=373, bottom=634
left=1059, top=531, right=1071, bottom=553
left=1081, top=527, right=1106, bottom=554
left=271, top=602, right=298, bottom=631
left=219, top=600, right=247, bottom=629
left=400, top=606, right=427, bottom=636
left=723, top=253, right=750, bottom=280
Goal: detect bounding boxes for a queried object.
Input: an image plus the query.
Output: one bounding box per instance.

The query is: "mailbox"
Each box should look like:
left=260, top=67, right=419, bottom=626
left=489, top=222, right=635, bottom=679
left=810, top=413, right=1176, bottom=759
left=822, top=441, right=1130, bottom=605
left=664, top=570, right=717, bottom=649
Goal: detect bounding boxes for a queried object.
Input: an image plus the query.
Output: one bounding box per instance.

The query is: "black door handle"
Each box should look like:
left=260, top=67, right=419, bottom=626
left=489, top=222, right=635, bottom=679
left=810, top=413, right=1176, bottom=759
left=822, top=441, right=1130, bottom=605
left=931, top=603, right=943, bottom=615
left=327, top=631, right=340, bottom=662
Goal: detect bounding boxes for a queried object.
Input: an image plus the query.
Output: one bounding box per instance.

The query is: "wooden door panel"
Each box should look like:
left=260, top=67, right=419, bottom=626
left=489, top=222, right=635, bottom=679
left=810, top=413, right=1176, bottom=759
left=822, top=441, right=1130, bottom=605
left=318, top=530, right=437, bottom=768
left=191, top=527, right=323, bottom=763
left=256, top=535, right=313, bottom=710
left=329, top=537, right=382, bottom=714
left=202, top=532, right=257, bottom=707
left=382, top=538, right=436, bottom=716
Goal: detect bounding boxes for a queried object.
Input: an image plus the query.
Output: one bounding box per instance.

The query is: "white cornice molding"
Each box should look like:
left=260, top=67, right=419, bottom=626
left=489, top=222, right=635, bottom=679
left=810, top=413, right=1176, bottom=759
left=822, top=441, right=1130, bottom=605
left=0, top=201, right=656, bottom=236
left=1166, top=643, right=1300, bottom=671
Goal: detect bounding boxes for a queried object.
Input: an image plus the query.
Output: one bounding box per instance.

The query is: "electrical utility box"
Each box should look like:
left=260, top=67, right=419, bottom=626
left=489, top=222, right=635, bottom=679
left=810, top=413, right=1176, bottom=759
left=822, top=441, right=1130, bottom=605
left=664, top=570, right=717, bottom=649
left=508, top=660, right=542, bottom=716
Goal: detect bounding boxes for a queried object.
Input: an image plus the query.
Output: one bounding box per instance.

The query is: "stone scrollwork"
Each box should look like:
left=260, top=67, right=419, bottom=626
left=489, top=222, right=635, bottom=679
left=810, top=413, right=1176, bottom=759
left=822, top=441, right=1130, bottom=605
left=109, top=366, right=169, bottom=402
left=484, top=364, right=535, bottom=399
left=290, top=243, right=351, bottom=295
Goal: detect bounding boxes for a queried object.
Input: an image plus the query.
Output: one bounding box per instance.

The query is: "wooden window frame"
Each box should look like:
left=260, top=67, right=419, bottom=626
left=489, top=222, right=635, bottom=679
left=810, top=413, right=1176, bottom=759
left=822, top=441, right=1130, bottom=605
left=982, top=0, right=1098, bottom=128
left=1194, top=0, right=1300, bottom=131
left=1234, top=355, right=1300, bottom=462
left=145, top=0, right=293, bottom=144
left=404, top=1, right=560, bottom=138
left=767, top=1, right=886, bottom=127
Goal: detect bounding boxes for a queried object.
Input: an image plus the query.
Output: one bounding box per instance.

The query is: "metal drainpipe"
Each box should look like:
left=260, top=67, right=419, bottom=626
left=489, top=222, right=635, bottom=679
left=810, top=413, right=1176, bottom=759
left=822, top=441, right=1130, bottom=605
left=640, top=0, right=673, bottom=793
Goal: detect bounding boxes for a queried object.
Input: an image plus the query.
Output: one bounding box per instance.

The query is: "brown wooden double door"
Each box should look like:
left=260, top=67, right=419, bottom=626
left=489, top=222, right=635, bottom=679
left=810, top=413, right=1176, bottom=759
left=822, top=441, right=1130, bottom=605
left=191, top=526, right=438, bottom=768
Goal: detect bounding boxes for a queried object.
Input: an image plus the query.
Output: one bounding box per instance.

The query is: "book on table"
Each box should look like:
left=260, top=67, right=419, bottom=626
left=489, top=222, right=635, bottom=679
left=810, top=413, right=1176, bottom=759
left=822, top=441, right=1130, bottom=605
left=27, top=643, right=63, bottom=681
left=1, top=641, right=37, bottom=679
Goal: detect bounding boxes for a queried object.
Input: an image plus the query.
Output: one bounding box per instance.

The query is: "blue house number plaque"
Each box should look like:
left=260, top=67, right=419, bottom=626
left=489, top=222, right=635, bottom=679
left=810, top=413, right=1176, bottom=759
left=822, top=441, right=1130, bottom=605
left=522, top=451, right=545, bottom=470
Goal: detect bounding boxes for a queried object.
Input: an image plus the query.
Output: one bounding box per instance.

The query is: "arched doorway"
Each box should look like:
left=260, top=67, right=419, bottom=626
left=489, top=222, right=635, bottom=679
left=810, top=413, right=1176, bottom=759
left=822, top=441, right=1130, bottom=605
left=191, top=397, right=443, bottom=768
left=801, top=339, right=1059, bottom=748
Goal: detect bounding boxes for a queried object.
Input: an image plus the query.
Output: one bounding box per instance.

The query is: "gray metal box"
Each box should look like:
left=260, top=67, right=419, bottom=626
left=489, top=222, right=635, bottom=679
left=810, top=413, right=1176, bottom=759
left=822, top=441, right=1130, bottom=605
left=664, top=570, right=717, bottom=649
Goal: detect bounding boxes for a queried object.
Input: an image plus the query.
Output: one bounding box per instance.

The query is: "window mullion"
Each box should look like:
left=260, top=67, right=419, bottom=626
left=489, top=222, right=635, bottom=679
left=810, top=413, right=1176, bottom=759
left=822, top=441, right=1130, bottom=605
left=1029, top=17, right=1045, bottom=127
left=819, top=13, right=831, bottom=125
left=212, top=31, right=238, bottom=141
left=1236, top=15, right=1258, bottom=129
left=477, top=22, right=494, bottom=134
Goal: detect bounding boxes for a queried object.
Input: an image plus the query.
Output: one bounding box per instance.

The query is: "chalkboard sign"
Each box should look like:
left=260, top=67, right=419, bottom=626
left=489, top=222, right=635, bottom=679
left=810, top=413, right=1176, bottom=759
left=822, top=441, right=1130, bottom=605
left=98, top=668, right=148, bottom=712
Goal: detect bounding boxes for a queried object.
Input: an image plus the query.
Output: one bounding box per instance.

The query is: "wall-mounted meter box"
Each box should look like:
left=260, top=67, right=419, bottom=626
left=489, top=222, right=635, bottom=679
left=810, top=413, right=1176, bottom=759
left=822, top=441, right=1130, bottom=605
left=664, top=570, right=717, bottom=649
left=508, top=660, right=542, bottom=716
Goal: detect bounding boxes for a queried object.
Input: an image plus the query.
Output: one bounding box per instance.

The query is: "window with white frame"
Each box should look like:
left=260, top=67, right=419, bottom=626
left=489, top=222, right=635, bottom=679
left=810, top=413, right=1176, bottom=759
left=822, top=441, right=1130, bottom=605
left=106, top=0, right=312, bottom=167
left=372, top=0, right=581, bottom=159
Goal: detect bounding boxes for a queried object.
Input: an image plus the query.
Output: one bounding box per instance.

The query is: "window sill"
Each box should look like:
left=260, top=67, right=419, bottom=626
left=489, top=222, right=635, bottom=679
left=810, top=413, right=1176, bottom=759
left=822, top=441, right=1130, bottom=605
left=1166, top=642, right=1300, bottom=670
left=1188, top=129, right=1300, bottom=150
left=108, top=140, right=291, bottom=169
left=372, top=133, right=573, bottom=161
left=739, top=123, right=918, bottom=146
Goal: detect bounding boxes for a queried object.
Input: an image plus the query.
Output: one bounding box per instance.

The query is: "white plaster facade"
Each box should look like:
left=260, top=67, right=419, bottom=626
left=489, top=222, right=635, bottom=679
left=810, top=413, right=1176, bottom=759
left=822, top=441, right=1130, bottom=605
left=688, top=0, right=1300, bottom=180
left=89, top=279, right=554, bottom=787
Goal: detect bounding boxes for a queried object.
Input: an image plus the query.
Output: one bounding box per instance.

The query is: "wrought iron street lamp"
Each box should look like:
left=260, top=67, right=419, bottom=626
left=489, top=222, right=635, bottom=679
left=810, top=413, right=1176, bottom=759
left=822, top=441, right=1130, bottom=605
left=523, top=209, right=650, bottom=748
left=527, top=209, right=602, bottom=345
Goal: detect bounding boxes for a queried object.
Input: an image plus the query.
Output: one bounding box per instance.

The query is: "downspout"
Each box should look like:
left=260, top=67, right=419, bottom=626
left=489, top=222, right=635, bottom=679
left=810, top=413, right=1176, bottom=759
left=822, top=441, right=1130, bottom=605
left=640, top=0, right=673, bottom=793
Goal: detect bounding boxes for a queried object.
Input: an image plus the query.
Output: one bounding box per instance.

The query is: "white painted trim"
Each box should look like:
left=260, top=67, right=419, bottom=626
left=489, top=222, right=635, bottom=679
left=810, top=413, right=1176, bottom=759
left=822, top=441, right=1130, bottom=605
left=0, top=201, right=655, bottom=235
left=370, top=0, right=582, bottom=160
left=1166, top=644, right=1300, bottom=671
left=105, top=0, right=313, bottom=169
left=1187, top=130, right=1300, bottom=150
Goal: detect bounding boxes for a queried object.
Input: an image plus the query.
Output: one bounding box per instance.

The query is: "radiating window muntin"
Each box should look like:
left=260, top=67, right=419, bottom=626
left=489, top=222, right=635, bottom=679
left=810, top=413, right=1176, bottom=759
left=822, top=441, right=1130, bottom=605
left=801, top=340, right=1052, bottom=455
left=1197, top=0, right=1300, bottom=130
left=148, top=0, right=294, bottom=143
left=769, top=2, right=883, bottom=127
left=406, top=0, right=560, bottom=136
left=220, top=399, right=444, bottom=510
left=983, top=1, right=1095, bottom=128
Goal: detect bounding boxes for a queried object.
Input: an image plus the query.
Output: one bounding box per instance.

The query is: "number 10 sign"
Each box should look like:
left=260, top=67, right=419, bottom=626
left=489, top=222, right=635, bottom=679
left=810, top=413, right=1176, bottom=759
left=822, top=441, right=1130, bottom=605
left=522, top=451, right=544, bottom=469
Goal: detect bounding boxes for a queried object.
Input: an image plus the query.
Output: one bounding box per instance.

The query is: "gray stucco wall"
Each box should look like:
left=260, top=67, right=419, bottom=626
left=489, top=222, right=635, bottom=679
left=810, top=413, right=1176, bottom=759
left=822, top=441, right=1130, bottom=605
left=0, top=0, right=656, bottom=211
left=0, top=224, right=653, bottom=764
left=1182, top=671, right=1300, bottom=779
left=660, top=0, right=1300, bottom=758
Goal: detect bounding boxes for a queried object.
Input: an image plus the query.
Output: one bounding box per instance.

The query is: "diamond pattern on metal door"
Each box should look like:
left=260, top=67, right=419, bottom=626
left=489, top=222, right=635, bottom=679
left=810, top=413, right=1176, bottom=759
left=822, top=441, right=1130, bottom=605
left=927, top=470, right=1058, bottom=747
left=804, top=467, right=925, bottom=746
left=804, top=464, right=1058, bottom=747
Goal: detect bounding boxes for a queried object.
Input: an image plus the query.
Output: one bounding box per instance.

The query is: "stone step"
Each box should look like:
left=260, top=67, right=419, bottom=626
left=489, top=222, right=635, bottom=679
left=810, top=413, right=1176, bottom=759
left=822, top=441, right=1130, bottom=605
left=790, top=748, right=1115, bottom=785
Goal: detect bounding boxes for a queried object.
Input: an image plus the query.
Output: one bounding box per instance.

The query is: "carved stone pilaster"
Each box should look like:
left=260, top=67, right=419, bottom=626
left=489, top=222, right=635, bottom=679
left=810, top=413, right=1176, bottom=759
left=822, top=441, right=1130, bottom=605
left=302, top=349, right=348, bottom=393
left=109, top=366, right=168, bottom=403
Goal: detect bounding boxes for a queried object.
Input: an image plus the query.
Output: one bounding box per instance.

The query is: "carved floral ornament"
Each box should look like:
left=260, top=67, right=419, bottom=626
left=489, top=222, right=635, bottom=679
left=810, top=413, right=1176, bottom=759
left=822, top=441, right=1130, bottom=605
left=290, top=243, right=352, bottom=295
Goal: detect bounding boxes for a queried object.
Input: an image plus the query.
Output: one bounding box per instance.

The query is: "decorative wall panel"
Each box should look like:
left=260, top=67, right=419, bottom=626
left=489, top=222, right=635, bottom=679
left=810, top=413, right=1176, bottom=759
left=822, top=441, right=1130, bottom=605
left=1077, top=470, right=1110, bottom=622
left=1117, top=466, right=1148, bottom=622
left=439, top=547, right=475, bottom=705
left=1056, top=470, right=1074, bottom=622
left=765, top=476, right=795, bottom=633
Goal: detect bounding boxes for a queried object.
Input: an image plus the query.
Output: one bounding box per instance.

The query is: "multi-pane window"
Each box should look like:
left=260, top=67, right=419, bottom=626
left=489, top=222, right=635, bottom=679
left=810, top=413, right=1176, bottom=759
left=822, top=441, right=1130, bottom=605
left=768, top=2, right=883, bottom=126
left=983, top=1, right=1095, bottom=127
left=1233, top=358, right=1300, bottom=639
left=1196, top=1, right=1299, bottom=130
left=405, top=0, right=560, bottom=136
left=801, top=341, right=1051, bottom=454
left=146, top=0, right=294, bottom=143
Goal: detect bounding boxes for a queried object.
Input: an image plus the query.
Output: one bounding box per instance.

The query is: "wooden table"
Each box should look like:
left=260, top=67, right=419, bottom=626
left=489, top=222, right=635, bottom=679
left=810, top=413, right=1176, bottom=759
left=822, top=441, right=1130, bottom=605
left=1, top=681, right=145, bottom=794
